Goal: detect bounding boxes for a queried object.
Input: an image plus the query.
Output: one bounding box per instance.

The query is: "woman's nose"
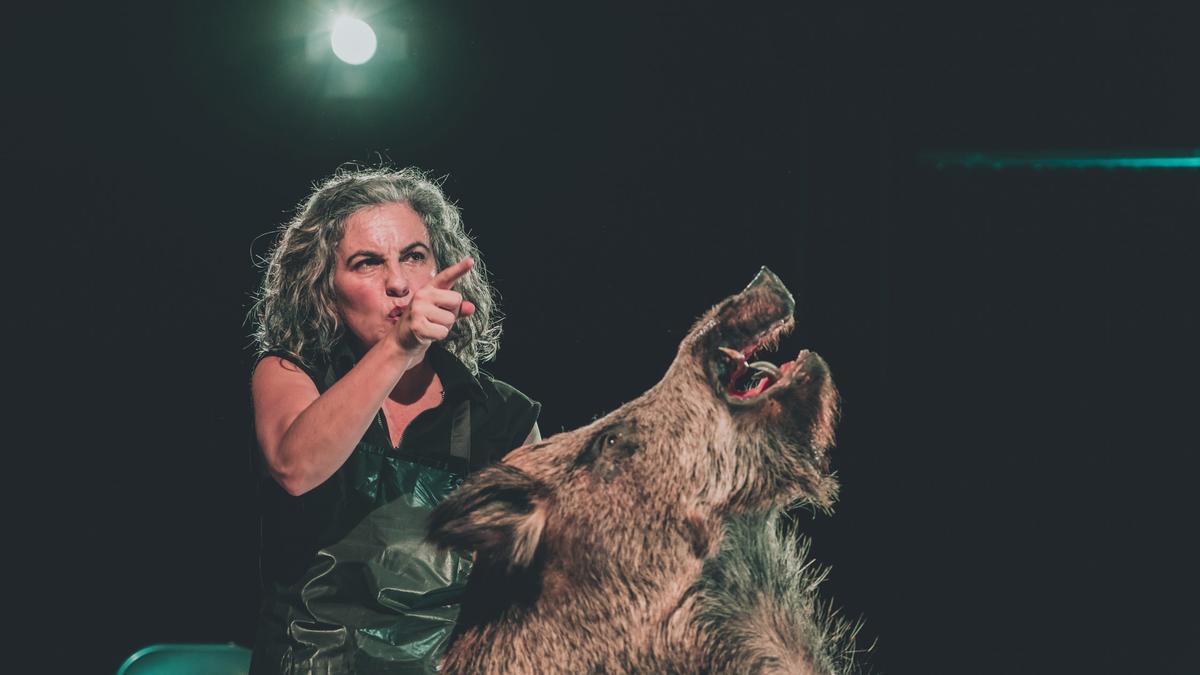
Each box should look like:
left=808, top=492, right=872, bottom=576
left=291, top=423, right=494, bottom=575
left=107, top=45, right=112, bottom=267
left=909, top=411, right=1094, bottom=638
left=384, top=264, right=409, bottom=297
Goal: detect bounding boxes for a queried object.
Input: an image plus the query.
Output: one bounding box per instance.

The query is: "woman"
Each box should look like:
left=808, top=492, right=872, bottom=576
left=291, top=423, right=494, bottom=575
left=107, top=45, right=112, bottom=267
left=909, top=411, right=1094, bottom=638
left=248, top=167, right=541, bottom=674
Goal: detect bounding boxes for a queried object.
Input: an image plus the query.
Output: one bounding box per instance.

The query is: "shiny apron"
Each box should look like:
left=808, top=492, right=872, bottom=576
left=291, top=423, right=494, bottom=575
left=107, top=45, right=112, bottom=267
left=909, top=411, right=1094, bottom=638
left=253, top=398, right=477, bottom=675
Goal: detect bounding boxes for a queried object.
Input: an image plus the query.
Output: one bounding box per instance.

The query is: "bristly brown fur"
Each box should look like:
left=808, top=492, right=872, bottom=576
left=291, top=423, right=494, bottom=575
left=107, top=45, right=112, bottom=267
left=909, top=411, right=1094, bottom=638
left=428, top=268, right=871, bottom=674
left=691, top=514, right=869, bottom=674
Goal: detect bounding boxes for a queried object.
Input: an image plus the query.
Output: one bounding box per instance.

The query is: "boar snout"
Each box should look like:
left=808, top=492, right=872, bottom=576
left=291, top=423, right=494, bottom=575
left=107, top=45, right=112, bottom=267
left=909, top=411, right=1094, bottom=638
left=671, top=268, right=841, bottom=512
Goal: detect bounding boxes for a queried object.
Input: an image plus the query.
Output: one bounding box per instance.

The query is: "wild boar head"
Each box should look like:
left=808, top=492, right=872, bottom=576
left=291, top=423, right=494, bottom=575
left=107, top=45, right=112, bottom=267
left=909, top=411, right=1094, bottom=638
left=428, top=267, right=839, bottom=580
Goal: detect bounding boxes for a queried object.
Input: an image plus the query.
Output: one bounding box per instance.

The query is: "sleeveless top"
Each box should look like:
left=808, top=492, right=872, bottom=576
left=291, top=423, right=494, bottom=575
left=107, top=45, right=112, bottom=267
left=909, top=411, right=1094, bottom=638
left=249, top=341, right=541, bottom=675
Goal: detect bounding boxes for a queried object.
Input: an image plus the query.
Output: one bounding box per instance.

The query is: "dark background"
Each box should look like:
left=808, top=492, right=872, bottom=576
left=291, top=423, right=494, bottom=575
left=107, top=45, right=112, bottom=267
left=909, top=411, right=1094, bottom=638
left=10, top=1, right=1197, bottom=672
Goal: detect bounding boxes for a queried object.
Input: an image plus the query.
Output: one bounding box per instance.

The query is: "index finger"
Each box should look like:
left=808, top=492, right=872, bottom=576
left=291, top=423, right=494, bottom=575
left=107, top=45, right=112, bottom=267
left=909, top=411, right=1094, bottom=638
left=431, top=257, right=474, bottom=290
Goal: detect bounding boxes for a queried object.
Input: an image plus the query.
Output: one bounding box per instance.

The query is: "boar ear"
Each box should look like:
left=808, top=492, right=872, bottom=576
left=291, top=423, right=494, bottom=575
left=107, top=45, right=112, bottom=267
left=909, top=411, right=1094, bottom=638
left=427, top=464, right=549, bottom=571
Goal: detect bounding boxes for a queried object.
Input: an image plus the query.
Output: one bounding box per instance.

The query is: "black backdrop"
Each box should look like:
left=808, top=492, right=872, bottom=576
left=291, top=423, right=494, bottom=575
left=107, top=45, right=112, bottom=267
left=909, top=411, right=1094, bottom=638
left=10, top=2, right=1198, bottom=672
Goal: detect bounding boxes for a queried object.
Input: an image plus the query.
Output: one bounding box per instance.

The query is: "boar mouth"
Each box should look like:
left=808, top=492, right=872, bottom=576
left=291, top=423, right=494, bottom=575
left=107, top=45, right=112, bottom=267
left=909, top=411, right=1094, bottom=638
left=714, top=316, right=811, bottom=404
left=696, top=267, right=825, bottom=407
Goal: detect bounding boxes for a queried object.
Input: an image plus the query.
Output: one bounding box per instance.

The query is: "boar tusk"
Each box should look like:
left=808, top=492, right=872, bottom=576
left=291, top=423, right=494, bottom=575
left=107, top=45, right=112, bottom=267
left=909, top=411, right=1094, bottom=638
left=718, top=347, right=746, bottom=363
left=747, top=361, right=783, bottom=381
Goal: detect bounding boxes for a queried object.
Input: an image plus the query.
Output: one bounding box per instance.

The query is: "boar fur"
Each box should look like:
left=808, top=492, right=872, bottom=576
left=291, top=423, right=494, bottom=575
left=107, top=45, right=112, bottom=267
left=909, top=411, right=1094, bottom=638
left=428, top=268, right=866, bottom=674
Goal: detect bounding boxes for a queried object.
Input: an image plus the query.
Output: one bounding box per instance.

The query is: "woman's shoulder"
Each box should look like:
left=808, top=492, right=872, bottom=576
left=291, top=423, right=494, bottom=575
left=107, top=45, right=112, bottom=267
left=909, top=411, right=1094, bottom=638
left=252, top=350, right=325, bottom=386
left=473, top=371, right=542, bottom=461
left=476, top=371, right=540, bottom=410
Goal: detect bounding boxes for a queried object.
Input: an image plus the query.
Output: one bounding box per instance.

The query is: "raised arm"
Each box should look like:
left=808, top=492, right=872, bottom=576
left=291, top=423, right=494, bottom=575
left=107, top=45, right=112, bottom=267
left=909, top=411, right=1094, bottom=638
left=253, top=258, right=476, bottom=496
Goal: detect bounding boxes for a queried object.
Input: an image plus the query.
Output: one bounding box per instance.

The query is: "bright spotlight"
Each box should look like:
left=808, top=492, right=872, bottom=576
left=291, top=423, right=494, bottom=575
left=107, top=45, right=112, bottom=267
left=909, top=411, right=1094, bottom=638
left=331, top=16, right=377, bottom=65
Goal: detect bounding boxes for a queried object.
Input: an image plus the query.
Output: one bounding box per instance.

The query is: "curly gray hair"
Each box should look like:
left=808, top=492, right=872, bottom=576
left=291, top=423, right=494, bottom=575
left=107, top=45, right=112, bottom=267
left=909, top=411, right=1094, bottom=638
left=251, top=166, right=501, bottom=374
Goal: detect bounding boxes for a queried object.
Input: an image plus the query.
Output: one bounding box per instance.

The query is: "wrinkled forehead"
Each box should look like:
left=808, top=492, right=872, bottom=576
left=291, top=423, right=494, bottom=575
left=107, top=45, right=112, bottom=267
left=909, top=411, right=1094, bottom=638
left=337, top=202, right=431, bottom=252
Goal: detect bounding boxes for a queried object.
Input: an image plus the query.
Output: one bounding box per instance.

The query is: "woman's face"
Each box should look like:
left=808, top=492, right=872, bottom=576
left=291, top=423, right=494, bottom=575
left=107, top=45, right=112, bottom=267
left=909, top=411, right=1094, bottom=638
left=333, top=201, right=438, bottom=350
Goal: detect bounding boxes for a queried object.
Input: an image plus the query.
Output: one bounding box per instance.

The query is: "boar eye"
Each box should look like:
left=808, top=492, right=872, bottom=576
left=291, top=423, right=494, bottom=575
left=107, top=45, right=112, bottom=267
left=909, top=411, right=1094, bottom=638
left=573, top=431, right=609, bottom=468
left=573, top=424, right=638, bottom=472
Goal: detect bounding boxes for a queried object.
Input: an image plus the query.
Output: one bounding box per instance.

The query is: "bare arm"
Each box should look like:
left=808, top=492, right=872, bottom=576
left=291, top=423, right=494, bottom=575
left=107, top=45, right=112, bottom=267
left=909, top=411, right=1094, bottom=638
left=253, top=258, right=476, bottom=496
left=252, top=339, right=415, bottom=496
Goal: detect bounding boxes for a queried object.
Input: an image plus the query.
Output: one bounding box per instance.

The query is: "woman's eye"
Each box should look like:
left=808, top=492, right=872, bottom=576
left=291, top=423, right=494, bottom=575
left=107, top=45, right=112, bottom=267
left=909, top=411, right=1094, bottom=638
left=403, top=251, right=428, bottom=264
left=354, top=258, right=382, bottom=269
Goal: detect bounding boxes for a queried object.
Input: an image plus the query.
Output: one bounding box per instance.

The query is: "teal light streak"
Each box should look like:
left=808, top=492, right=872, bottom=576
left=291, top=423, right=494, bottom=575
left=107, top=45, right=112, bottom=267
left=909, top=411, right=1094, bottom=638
left=921, top=150, right=1200, bottom=170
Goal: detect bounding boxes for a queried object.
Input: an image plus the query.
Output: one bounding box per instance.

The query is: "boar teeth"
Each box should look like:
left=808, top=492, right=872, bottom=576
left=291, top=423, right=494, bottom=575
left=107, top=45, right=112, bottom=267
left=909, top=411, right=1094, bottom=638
left=762, top=333, right=780, bottom=352
left=747, top=360, right=783, bottom=382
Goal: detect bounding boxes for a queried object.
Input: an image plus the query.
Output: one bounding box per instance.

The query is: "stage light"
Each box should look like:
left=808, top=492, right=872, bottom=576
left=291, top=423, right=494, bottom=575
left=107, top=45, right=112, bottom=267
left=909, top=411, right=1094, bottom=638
left=331, top=16, right=377, bottom=65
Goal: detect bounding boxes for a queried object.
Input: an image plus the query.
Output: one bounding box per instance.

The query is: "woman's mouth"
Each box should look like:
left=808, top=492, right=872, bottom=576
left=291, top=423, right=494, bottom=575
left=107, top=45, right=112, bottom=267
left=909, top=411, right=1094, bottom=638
left=388, top=307, right=405, bottom=319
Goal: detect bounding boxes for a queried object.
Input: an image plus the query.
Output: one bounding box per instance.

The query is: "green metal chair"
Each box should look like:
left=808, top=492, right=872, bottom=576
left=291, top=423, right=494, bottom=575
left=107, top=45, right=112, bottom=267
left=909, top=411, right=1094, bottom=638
left=116, top=643, right=252, bottom=675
